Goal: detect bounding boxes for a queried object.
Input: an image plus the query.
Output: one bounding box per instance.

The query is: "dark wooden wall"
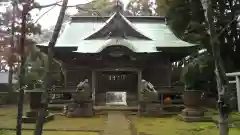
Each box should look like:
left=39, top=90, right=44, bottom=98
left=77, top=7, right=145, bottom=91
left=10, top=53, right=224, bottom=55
left=142, top=54, right=171, bottom=89
left=60, top=52, right=172, bottom=91
left=55, top=51, right=172, bottom=106
left=65, top=67, right=92, bottom=87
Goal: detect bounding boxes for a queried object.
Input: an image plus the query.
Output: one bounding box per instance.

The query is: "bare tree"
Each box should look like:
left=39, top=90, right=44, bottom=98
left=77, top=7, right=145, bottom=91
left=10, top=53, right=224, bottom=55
left=16, top=2, right=29, bottom=135
left=8, top=0, right=16, bottom=90
left=34, top=0, right=69, bottom=135
left=14, top=1, right=69, bottom=135
left=200, top=0, right=229, bottom=135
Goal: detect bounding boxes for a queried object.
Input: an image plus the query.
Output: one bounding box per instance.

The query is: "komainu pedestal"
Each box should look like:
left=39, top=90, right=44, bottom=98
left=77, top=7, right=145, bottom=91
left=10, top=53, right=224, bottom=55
left=179, top=90, right=210, bottom=122
left=139, top=101, right=163, bottom=117
left=66, top=101, right=94, bottom=117
left=179, top=107, right=205, bottom=122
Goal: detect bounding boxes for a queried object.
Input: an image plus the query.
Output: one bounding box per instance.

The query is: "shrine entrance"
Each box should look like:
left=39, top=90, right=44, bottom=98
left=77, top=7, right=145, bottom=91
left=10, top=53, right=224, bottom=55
left=92, top=68, right=141, bottom=106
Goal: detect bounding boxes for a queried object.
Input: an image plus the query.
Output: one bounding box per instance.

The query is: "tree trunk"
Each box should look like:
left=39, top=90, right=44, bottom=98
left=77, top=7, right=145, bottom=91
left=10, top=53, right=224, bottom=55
left=16, top=3, right=28, bottom=135
left=8, top=1, right=16, bottom=91
left=200, top=0, right=229, bottom=135
left=7, top=1, right=17, bottom=105
left=34, top=0, right=68, bottom=135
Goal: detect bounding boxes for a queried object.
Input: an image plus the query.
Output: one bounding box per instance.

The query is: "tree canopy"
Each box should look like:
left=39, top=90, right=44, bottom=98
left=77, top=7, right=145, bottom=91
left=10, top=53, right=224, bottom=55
left=164, top=0, right=240, bottom=72
left=76, top=0, right=158, bottom=16
left=0, top=1, right=41, bottom=71
left=0, top=1, right=63, bottom=86
left=160, top=0, right=240, bottom=108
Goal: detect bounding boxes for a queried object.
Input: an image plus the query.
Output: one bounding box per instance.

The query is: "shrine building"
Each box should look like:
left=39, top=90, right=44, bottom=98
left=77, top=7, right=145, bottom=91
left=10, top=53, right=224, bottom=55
left=37, top=7, right=197, bottom=106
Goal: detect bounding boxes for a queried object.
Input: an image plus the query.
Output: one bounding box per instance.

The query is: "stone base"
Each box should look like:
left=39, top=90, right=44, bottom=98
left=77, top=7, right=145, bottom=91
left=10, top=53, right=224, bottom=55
left=181, top=108, right=204, bottom=116
left=138, top=103, right=164, bottom=117
left=66, top=102, right=94, bottom=117
left=178, top=114, right=212, bottom=122
left=67, top=107, right=94, bottom=117
left=22, top=111, right=54, bottom=123
left=179, top=108, right=212, bottom=122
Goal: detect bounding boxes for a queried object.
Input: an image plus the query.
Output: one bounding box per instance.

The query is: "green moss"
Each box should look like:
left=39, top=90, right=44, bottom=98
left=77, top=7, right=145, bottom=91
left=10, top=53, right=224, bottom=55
left=1, top=106, right=239, bottom=135
left=230, top=112, right=240, bottom=120
left=0, top=115, right=106, bottom=130
left=131, top=116, right=240, bottom=135
left=0, top=106, right=106, bottom=131
left=205, top=109, right=240, bottom=122
left=0, top=131, right=99, bottom=135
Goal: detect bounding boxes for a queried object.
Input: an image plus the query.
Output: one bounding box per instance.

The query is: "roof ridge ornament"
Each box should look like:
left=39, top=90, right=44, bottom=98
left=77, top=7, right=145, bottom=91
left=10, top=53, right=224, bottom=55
left=115, top=0, right=123, bottom=13
left=82, top=2, right=153, bottom=40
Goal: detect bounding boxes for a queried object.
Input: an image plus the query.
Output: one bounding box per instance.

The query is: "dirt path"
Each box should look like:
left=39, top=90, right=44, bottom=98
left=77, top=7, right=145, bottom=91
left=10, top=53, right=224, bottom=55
left=103, top=112, right=132, bottom=135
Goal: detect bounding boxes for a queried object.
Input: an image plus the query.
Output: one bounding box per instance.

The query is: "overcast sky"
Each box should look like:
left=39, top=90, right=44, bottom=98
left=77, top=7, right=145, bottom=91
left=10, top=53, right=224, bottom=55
left=33, top=0, right=130, bottom=29
left=33, top=0, right=92, bottom=29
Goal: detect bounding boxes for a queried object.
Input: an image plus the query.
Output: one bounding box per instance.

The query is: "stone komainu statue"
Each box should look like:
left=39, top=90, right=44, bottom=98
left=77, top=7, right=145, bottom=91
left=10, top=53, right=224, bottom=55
left=64, top=79, right=93, bottom=117
left=72, top=79, right=92, bottom=103
left=140, top=80, right=158, bottom=102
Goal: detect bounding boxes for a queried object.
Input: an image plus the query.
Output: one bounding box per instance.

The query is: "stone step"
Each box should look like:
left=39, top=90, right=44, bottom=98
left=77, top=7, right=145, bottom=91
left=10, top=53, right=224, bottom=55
left=49, top=100, right=72, bottom=104
left=162, top=104, right=185, bottom=108
left=94, top=105, right=138, bottom=112
left=139, top=111, right=179, bottom=117
left=48, top=104, right=65, bottom=111
left=96, top=111, right=137, bottom=115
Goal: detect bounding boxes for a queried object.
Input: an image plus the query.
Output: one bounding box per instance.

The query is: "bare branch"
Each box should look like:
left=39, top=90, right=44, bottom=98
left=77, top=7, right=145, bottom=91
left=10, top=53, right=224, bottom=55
left=213, top=17, right=237, bottom=43
left=34, top=0, right=69, bottom=134
left=33, top=1, right=62, bottom=9
left=33, top=4, right=58, bottom=24
left=33, top=1, right=95, bottom=9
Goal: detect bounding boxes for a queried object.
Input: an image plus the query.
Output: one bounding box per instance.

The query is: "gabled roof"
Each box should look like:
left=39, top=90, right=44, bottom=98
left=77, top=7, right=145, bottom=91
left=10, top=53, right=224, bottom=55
left=84, top=12, right=152, bottom=40
left=37, top=12, right=197, bottom=54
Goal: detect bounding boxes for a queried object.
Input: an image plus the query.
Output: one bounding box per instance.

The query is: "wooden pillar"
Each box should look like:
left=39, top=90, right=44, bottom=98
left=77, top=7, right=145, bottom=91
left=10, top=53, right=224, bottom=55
left=235, top=76, right=240, bottom=112
left=62, top=64, right=68, bottom=89
left=64, top=71, right=67, bottom=88
left=137, top=70, right=142, bottom=114
left=92, top=70, right=96, bottom=105
left=167, top=56, right=172, bottom=86
left=138, top=70, right=142, bottom=101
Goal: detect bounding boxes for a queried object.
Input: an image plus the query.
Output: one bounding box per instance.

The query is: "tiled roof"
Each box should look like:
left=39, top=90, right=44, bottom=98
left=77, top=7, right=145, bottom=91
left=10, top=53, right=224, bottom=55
left=37, top=12, right=197, bottom=53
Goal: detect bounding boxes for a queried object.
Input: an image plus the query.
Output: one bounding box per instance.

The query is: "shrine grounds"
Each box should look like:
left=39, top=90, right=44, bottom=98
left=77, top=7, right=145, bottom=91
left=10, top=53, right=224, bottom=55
left=0, top=105, right=239, bottom=135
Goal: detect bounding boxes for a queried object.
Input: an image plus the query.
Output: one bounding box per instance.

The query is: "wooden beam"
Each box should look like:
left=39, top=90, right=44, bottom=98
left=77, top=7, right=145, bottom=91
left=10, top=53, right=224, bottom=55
left=95, top=67, right=141, bottom=72
left=92, top=70, right=96, bottom=105
left=137, top=70, right=142, bottom=114
left=229, top=80, right=236, bottom=84
left=226, top=72, right=240, bottom=77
